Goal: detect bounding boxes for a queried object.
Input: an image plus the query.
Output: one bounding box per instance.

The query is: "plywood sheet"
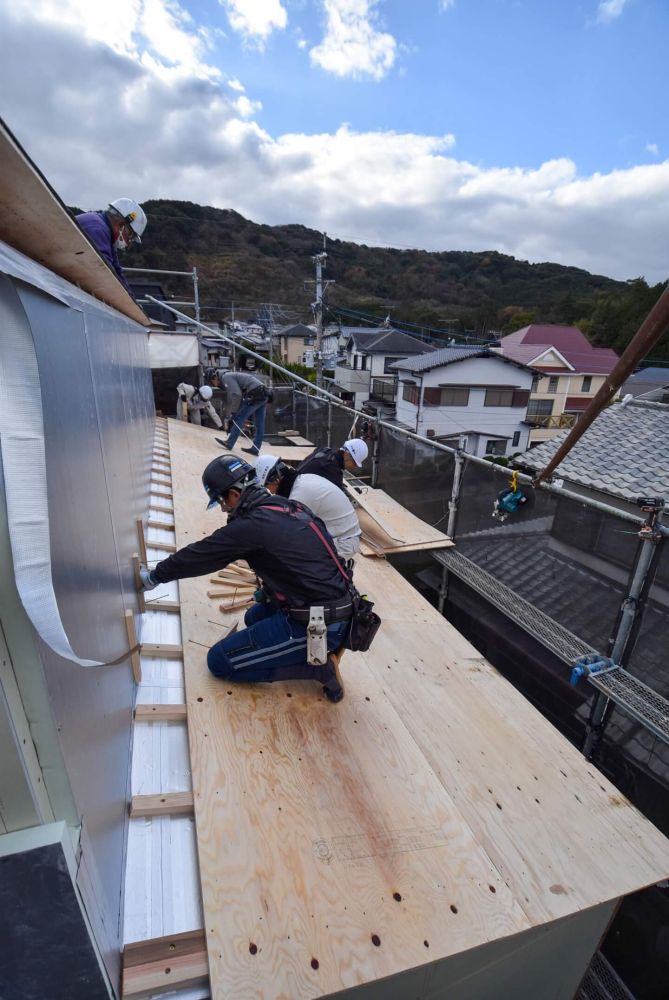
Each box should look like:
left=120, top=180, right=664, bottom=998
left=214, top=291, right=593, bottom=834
left=346, top=483, right=453, bottom=553
left=167, top=416, right=669, bottom=1000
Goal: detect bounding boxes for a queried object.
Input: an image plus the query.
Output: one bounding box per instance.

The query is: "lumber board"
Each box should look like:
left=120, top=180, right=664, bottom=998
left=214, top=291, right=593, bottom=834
left=130, top=792, right=194, bottom=818
left=150, top=488, right=173, bottom=500
left=140, top=643, right=183, bottom=659
left=150, top=503, right=174, bottom=514
left=144, top=598, right=181, bottom=613
left=148, top=518, right=175, bottom=530
left=135, top=517, right=148, bottom=566
left=124, top=609, right=142, bottom=684
left=167, top=416, right=669, bottom=1000
left=147, top=539, right=177, bottom=552
left=122, top=930, right=208, bottom=999
left=135, top=703, right=187, bottom=722
left=132, top=554, right=146, bottom=614
left=345, top=483, right=453, bottom=551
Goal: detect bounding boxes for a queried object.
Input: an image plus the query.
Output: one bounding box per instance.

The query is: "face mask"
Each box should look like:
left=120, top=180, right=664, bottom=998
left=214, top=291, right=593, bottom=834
left=113, top=231, right=128, bottom=251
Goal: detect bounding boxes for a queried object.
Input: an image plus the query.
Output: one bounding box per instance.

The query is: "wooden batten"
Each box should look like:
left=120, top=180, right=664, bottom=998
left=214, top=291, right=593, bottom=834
left=135, top=704, right=187, bottom=722
left=124, top=610, right=142, bottom=684
left=122, top=930, right=208, bottom=999
left=131, top=554, right=146, bottom=614
left=143, top=599, right=181, bottom=614
left=148, top=540, right=177, bottom=553
left=129, top=792, right=194, bottom=818
left=140, top=643, right=183, bottom=659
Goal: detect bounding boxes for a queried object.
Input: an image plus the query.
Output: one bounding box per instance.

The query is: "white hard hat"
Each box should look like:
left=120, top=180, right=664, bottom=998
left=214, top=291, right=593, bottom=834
left=109, top=198, right=147, bottom=243
left=198, top=385, right=213, bottom=400
left=254, top=455, right=279, bottom=487
left=342, top=438, right=369, bottom=466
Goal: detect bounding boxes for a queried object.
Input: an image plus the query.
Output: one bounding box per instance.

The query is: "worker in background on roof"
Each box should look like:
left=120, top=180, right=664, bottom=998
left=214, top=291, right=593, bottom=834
left=138, top=455, right=354, bottom=702
left=176, top=383, right=222, bottom=429
left=218, top=371, right=272, bottom=456
left=255, top=455, right=360, bottom=572
left=75, top=198, right=147, bottom=298
left=296, top=439, right=369, bottom=491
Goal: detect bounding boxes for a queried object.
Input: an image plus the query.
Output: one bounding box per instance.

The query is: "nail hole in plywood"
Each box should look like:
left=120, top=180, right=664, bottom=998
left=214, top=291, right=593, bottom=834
left=424, top=940, right=429, bottom=948
left=311, top=958, right=319, bottom=970
left=393, top=892, right=402, bottom=902
left=249, top=943, right=258, bottom=955
left=489, top=885, right=496, bottom=893
left=197, top=697, right=203, bottom=702
left=450, top=904, right=458, bottom=914
left=165, top=967, right=171, bottom=974
left=371, top=934, right=381, bottom=947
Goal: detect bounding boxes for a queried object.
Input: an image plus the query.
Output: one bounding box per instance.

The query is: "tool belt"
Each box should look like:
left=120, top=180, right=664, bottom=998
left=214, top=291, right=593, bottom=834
left=288, top=596, right=354, bottom=624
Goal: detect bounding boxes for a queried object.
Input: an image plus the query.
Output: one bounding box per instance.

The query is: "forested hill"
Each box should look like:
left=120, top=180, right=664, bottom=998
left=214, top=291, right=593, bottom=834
left=106, top=199, right=667, bottom=358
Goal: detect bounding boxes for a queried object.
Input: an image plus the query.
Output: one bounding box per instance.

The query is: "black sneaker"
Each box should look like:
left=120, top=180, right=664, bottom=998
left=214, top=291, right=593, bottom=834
left=242, top=446, right=260, bottom=456
left=321, top=652, right=344, bottom=703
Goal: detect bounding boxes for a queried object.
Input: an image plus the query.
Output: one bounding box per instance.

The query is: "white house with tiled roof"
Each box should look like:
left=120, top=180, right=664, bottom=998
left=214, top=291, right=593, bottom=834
left=390, top=347, right=534, bottom=458
left=495, top=325, right=619, bottom=446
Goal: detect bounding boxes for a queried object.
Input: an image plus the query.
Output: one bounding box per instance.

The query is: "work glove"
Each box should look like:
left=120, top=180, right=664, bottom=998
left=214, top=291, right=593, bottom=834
left=139, top=565, right=159, bottom=591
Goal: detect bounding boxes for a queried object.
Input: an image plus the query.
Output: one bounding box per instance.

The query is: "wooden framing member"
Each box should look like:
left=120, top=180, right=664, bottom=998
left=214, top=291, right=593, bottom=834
left=219, top=598, right=254, bottom=612
left=135, top=704, right=187, bottom=722
left=122, top=929, right=208, bottom=999
left=124, top=609, right=142, bottom=684
left=140, top=642, right=183, bottom=659
left=143, top=599, right=181, bottom=614
left=150, top=488, right=173, bottom=500
left=150, top=503, right=173, bottom=514
left=148, top=518, right=175, bottom=531
left=135, top=517, right=148, bottom=566
left=148, top=540, right=177, bottom=553
left=132, top=554, right=146, bottom=614
left=129, top=792, right=194, bottom=818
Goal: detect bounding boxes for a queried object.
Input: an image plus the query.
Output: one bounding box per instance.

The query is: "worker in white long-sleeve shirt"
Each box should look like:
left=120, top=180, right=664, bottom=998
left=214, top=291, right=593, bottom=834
left=176, top=383, right=222, bottom=428
left=254, top=455, right=361, bottom=565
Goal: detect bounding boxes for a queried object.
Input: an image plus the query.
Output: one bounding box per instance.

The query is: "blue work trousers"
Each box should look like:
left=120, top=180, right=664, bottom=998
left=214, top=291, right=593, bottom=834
left=207, top=602, right=350, bottom=683
left=226, top=399, right=267, bottom=451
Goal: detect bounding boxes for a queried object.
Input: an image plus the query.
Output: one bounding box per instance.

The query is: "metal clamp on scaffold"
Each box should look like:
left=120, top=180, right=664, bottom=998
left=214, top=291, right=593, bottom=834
left=570, top=654, right=618, bottom=687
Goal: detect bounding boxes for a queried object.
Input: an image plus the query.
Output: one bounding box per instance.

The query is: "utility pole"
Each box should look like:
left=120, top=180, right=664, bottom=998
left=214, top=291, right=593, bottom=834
left=306, top=233, right=334, bottom=388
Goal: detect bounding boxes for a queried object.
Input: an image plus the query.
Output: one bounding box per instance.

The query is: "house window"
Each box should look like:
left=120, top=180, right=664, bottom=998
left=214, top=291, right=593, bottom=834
left=383, top=356, right=405, bottom=374
left=547, top=376, right=559, bottom=393
left=485, top=440, right=507, bottom=456
left=512, top=431, right=521, bottom=448
left=485, top=388, right=514, bottom=407
left=526, top=399, right=553, bottom=417
left=423, top=386, right=470, bottom=406
left=402, top=382, right=420, bottom=405
left=361, top=355, right=368, bottom=371
left=531, top=375, right=540, bottom=391
left=582, top=375, right=592, bottom=392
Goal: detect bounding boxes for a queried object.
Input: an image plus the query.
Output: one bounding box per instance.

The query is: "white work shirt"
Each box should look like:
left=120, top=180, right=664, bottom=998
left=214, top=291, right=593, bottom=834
left=290, top=473, right=361, bottom=557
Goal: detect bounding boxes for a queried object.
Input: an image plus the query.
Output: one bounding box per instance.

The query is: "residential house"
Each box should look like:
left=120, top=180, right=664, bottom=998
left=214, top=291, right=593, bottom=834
left=275, top=323, right=317, bottom=366
left=333, top=326, right=433, bottom=409
left=495, top=325, right=619, bottom=445
left=391, top=346, right=534, bottom=458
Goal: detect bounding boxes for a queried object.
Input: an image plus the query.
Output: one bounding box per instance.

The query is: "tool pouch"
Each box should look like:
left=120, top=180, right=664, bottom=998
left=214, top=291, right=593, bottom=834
left=346, top=593, right=381, bottom=652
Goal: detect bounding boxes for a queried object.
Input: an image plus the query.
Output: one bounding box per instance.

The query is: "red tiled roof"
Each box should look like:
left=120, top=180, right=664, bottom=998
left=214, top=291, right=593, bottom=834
left=499, top=325, right=619, bottom=375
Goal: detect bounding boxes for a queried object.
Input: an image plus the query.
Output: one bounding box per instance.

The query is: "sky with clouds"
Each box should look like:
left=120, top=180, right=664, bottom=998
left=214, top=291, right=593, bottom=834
left=1, top=0, right=667, bottom=282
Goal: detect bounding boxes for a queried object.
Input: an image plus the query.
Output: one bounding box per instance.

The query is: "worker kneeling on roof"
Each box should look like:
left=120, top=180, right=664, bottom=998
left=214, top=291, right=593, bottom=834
left=139, top=455, right=361, bottom=702
left=176, top=383, right=222, bottom=429
left=254, top=455, right=361, bottom=573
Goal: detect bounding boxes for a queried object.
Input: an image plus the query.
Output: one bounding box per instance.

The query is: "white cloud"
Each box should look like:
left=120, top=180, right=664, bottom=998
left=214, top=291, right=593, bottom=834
left=220, top=0, right=287, bottom=47
left=439, top=0, right=456, bottom=10
left=310, top=0, right=397, bottom=81
left=596, top=0, right=629, bottom=24
left=1, top=0, right=669, bottom=284
left=646, top=142, right=659, bottom=156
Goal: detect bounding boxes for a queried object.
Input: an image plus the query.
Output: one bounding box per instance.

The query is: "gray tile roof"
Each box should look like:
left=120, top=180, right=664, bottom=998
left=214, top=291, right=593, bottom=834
left=345, top=328, right=434, bottom=354
left=389, top=345, right=534, bottom=374
left=514, top=399, right=669, bottom=505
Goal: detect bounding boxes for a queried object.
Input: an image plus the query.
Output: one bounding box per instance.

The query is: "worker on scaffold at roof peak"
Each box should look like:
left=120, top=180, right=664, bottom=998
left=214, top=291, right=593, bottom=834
left=175, top=383, right=223, bottom=429
left=138, top=455, right=355, bottom=702
left=218, top=371, right=272, bottom=456
left=75, top=198, right=147, bottom=298
left=296, top=438, right=369, bottom=491
left=254, top=455, right=360, bottom=574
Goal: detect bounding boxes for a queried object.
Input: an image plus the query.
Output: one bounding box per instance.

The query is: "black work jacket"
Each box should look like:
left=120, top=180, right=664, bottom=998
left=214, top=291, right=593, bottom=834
left=295, top=447, right=345, bottom=490
left=152, top=486, right=349, bottom=609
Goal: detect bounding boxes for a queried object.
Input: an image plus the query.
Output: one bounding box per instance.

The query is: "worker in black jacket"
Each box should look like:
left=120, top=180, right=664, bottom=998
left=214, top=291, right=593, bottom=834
left=139, top=455, right=353, bottom=701
left=297, top=438, right=369, bottom=490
